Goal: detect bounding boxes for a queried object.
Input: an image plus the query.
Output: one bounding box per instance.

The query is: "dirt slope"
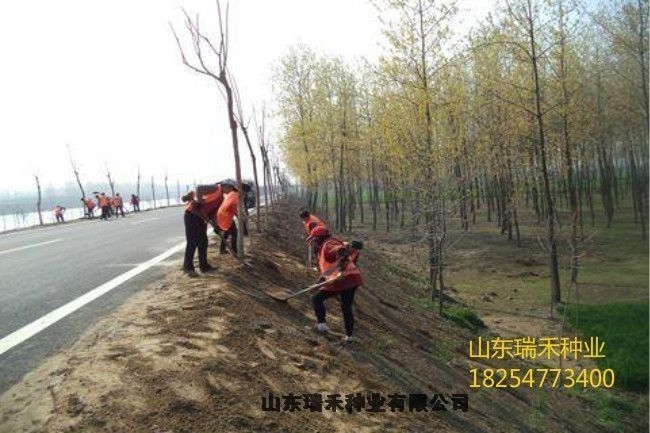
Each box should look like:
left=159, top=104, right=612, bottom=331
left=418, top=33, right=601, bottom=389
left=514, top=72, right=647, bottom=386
left=0, top=201, right=638, bottom=433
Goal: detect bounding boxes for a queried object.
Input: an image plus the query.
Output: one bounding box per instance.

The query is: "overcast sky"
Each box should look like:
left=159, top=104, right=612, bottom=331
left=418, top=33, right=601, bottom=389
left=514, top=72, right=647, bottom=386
left=0, top=0, right=493, bottom=194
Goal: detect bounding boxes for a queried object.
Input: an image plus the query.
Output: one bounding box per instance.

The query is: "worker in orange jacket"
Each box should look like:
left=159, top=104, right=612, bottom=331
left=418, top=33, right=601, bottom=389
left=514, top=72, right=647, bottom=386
left=307, top=226, right=363, bottom=342
left=300, top=208, right=327, bottom=261
left=300, top=209, right=326, bottom=236
left=113, top=193, right=125, bottom=218
left=181, top=182, right=225, bottom=277
left=81, top=197, right=96, bottom=218
left=53, top=205, right=66, bottom=223
left=98, top=193, right=111, bottom=220
left=216, top=181, right=239, bottom=254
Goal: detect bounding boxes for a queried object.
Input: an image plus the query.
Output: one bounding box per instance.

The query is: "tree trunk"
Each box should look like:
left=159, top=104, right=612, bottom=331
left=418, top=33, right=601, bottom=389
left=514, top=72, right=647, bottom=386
left=35, top=175, right=43, bottom=225
left=241, top=125, right=262, bottom=232
left=526, top=0, right=561, bottom=312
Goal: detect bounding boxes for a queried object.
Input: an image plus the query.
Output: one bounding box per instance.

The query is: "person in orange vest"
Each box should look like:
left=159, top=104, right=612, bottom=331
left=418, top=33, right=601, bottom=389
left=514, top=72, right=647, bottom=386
left=300, top=208, right=327, bottom=261
left=215, top=181, right=240, bottom=254
left=181, top=182, right=225, bottom=277
left=113, top=193, right=125, bottom=218
left=81, top=197, right=96, bottom=218
left=299, top=208, right=326, bottom=236
left=130, top=194, right=140, bottom=212
left=54, top=205, right=66, bottom=223
left=98, top=193, right=111, bottom=220
left=307, top=226, right=364, bottom=342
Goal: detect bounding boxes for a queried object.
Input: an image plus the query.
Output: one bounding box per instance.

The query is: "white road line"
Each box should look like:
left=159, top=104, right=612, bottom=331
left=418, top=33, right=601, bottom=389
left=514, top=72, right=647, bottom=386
left=130, top=217, right=159, bottom=225
left=0, top=241, right=186, bottom=356
left=0, top=239, right=63, bottom=256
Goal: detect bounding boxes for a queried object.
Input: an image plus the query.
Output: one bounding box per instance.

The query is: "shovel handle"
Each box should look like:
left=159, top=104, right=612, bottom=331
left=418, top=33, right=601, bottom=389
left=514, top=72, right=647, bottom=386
left=283, top=272, right=343, bottom=300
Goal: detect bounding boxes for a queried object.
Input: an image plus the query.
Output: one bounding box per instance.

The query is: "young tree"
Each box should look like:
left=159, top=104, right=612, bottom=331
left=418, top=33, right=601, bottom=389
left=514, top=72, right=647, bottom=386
left=34, top=174, right=43, bottom=226
left=164, top=171, right=170, bottom=207
left=66, top=144, right=87, bottom=215
left=105, top=163, right=116, bottom=197
left=171, top=0, right=246, bottom=257
left=151, top=176, right=157, bottom=209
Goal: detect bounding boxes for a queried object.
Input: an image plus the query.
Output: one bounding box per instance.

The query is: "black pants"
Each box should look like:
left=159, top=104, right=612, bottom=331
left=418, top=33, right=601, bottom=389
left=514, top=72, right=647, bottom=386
left=183, top=212, right=209, bottom=271
left=133, top=204, right=140, bottom=212
left=115, top=206, right=125, bottom=217
left=220, top=222, right=238, bottom=254
left=87, top=208, right=95, bottom=218
left=56, top=214, right=64, bottom=223
left=312, top=288, right=357, bottom=337
left=101, top=206, right=110, bottom=220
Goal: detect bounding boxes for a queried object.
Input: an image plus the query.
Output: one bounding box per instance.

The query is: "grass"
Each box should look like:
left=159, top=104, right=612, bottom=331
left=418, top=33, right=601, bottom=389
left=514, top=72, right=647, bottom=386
left=561, top=301, right=649, bottom=392
left=413, top=298, right=486, bottom=333
left=565, top=386, right=647, bottom=432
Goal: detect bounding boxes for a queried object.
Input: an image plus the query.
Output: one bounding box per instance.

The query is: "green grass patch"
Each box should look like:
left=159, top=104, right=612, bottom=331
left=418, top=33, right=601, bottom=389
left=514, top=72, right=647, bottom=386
left=562, top=301, right=649, bottom=392
left=443, top=305, right=487, bottom=333
left=414, top=298, right=486, bottom=333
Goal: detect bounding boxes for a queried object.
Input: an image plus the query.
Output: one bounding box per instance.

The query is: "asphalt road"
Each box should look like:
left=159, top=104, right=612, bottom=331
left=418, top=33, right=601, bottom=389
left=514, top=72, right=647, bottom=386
left=0, top=206, right=188, bottom=393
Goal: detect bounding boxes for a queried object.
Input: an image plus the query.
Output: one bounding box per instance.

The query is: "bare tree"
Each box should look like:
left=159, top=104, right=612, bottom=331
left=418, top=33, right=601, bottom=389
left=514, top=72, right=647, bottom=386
left=136, top=165, right=141, bottom=199
left=66, top=144, right=87, bottom=214
left=151, top=176, right=157, bottom=209
left=233, top=85, right=261, bottom=232
left=255, top=106, right=272, bottom=221
left=171, top=0, right=246, bottom=257
left=105, top=163, right=116, bottom=197
left=164, top=171, right=171, bottom=207
left=176, top=179, right=181, bottom=204
left=34, top=174, right=43, bottom=226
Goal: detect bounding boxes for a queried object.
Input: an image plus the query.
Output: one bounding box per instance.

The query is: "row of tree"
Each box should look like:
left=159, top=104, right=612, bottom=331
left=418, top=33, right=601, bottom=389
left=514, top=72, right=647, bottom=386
left=28, top=144, right=190, bottom=227
left=275, top=0, right=648, bottom=315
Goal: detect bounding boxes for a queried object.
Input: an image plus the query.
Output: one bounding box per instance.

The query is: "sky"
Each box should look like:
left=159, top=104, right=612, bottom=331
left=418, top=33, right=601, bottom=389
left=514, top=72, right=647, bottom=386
left=0, top=0, right=494, bottom=194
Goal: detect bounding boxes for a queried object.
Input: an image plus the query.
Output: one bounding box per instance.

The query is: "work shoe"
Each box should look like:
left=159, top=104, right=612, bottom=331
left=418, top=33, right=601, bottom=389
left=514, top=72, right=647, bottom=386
left=315, top=323, right=330, bottom=333
left=200, top=264, right=216, bottom=273
left=183, top=269, right=199, bottom=278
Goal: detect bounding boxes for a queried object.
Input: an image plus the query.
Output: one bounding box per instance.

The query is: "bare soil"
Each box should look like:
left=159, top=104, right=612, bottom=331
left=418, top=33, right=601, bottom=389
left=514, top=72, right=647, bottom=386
left=0, top=201, right=645, bottom=433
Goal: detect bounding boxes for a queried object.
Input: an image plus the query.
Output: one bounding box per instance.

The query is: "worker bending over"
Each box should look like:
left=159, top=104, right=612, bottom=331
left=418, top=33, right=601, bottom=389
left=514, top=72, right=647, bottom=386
left=181, top=182, right=224, bottom=277
left=307, top=226, right=363, bottom=342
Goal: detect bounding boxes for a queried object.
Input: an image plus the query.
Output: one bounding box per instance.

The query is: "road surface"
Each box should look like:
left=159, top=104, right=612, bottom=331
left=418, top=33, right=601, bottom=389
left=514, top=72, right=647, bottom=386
left=0, top=206, right=189, bottom=393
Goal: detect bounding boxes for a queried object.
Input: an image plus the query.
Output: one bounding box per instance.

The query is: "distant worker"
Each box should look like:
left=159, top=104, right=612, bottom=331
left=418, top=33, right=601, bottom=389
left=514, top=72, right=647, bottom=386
left=113, top=193, right=125, bottom=218
left=307, top=226, right=363, bottom=342
left=300, top=208, right=327, bottom=266
left=82, top=197, right=96, bottom=219
left=99, top=193, right=111, bottom=220
left=300, top=208, right=327, bottom=237
left=130, top=194, right=140, bottom=212
left=105, top=194, right=114, bottom=218
left=216, top=181, right=239, bottom=255
left=181, top=182, right=224, bottom=277
left=54, top=205, right=66, bottom=223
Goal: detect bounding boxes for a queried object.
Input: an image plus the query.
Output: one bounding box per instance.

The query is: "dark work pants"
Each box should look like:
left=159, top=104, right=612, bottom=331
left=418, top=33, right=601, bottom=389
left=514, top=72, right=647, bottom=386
left=184, top=212, right=209, bottom=271
left=312, top=288, right=357, bottom=337
left=220, top=221, right=238, bottom=254
left=101, top=206, right=110, bottom=220
left=115, top=205, right=125, bottom=217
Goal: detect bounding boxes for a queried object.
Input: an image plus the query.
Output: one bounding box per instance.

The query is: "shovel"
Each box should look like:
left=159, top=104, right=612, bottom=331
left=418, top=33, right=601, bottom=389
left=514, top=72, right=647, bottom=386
left=267, top=272, right=343, bottom=303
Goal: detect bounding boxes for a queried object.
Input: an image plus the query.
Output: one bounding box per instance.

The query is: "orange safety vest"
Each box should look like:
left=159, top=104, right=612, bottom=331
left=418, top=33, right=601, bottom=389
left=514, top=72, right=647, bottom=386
left=318, top=237, right=363, bottom=293
left=217, top=191, right=238, bottom=231
left=185, top=186, right=224, bottom=217
left=303, top=214, right=325, bottom=235
left=113, top=196, right=123, bottom=207
left=99, top=196, right=109, bottom=207
left=85, top=199, right=95, bottom=209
